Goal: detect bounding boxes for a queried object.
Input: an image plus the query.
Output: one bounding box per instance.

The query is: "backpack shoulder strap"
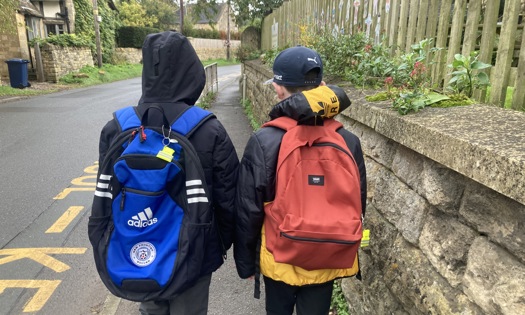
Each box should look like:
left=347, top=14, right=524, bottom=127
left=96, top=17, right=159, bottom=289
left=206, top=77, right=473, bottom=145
left=113, top=106, right=141, bottom=132
left=114, top=106, right=214, bottom=136
left=263, top=116, right=343, bottom=132
left=171, top=106, right=215, bottom=137
left=262, top=116, right=297, bottom=131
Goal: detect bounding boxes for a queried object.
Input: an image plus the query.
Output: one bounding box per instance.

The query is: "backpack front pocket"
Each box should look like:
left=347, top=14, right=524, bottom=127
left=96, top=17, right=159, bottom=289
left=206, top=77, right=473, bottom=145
left=274, top=214, right=362, bottom=270
left=107, top=155, right=185, bottom=290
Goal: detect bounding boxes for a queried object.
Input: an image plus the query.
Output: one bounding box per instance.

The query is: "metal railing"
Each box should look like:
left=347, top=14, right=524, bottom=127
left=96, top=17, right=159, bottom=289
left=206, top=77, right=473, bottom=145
left=203, top=62, right=218, bottom=96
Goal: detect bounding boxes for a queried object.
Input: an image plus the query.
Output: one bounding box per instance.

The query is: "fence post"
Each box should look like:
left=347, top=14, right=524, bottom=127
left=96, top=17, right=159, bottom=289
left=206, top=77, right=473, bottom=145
left=396, top=0, right=410, bottom=55
left=512, top=28, right=525, bottom=111
left=444, top=0, right=467, bottom=88
left=432, top=0, right=452, bottom=88
left=388, top=0, right=401, bottom=54
left=472, top=0, right=501, bottom=103
left=34, top=42, right=45, bottom=82
left=425, top=0, right=439, bottom=44
left=405, top=0, right=420, bottom=51
left=461, top=0, right=482, bottom=56
left=416, top=0, right=429, bottom=43
left=489, top=0, right=521, bottom=107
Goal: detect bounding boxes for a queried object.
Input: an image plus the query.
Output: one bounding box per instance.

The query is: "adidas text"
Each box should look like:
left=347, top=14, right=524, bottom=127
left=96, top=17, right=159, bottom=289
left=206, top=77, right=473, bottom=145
left=128, top=218, right=158, bottom=228
left=128, top=207, right=158, bottom=228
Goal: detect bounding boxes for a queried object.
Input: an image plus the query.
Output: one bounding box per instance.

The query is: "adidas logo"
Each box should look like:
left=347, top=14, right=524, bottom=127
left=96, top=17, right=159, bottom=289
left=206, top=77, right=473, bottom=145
left=128, top=207, right=158, bottom=228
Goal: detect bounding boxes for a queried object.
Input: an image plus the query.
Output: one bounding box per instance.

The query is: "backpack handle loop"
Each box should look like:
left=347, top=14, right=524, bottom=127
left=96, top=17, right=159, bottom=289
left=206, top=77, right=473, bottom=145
left=141, top=105, right=170, bottom=128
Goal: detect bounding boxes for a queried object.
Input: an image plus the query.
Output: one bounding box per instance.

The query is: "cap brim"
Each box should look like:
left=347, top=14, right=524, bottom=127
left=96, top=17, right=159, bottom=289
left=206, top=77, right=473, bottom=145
left=263, top=79, right=273, bottom=85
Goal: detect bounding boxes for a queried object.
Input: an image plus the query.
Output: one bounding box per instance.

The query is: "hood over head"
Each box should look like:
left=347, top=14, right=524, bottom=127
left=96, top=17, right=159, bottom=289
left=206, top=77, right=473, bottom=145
left=139, top=31, right=205, bottom=106
left=268, top=85, right=351, bottom=125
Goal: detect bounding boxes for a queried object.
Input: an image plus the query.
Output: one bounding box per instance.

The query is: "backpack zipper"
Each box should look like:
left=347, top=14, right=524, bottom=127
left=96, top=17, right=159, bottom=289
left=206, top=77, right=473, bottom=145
left=280, top=232, right=358, bottom=245
left=120, top=187, right=164, bottom=210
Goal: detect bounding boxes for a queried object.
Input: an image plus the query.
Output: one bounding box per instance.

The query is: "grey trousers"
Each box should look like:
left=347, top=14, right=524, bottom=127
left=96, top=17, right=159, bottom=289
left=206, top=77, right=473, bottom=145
left=139, top=274, right=212, bottom=315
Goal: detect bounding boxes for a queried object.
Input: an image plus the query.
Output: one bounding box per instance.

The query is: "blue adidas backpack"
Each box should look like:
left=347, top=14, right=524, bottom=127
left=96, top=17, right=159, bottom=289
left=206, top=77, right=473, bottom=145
left=89, top=105, right=215, bottom=301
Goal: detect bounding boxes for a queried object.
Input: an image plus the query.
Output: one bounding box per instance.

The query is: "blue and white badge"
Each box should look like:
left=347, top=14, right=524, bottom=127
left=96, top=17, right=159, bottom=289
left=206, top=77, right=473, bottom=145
left=130, top=242, right=156, bottom=267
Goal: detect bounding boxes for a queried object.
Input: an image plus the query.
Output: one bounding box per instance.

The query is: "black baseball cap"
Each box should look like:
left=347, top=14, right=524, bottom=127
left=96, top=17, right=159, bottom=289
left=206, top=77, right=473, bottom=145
left=264, top=46, right=323, bottom=86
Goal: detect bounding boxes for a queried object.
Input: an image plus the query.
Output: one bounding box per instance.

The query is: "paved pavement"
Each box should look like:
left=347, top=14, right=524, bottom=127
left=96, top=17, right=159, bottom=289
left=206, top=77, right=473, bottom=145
left=109, top=65, right=267, bottom=314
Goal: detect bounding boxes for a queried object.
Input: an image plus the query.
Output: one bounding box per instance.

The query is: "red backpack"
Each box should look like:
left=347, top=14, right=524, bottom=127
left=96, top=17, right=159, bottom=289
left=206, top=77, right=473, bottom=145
left=262, top=116, right=362, bottom=271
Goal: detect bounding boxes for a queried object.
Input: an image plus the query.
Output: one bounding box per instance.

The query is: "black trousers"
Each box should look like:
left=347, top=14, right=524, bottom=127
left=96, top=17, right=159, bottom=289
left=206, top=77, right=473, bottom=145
left=263, top=276, right=334, bottom=315
left=139, top=274, right=212, bottom=315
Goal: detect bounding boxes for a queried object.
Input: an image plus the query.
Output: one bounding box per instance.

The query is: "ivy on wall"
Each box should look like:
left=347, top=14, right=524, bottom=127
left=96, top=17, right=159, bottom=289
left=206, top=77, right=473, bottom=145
left=0, top=0, right=17, bottom=35
left=73, top=0, right=119, bottom=63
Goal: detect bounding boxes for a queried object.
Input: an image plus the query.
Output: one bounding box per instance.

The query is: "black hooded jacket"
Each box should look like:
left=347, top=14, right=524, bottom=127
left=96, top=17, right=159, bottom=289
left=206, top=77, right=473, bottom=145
left=97, top=31, right=239, bottom=276
left=234, top=85, right=367, bottom=280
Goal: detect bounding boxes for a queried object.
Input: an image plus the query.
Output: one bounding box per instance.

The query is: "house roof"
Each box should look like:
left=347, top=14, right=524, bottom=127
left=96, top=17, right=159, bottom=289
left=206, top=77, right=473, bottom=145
left=19, top=0, right=44, bottom=18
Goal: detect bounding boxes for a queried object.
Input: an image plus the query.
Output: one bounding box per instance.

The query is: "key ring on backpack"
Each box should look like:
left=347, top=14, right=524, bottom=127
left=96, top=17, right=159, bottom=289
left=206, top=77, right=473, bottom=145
left=162, top=126, right=178, bottom=146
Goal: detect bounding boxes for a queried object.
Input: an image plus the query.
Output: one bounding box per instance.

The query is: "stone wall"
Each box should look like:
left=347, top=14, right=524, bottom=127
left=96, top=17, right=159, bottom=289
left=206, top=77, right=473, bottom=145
left=0, top=13, right=30, bottom=83
left=114, top=48, right=142, bottom=64
left=113, top=39, right=242, bottom=64
left=189, top=38, right=241, bottom=61
left=242, top=59, right=525, bottom=315
left=40, top=44, right=94, bottom=83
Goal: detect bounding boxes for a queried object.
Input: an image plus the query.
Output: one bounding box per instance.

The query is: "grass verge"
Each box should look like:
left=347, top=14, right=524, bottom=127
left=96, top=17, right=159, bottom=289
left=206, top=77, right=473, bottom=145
left=0, top=58, right=240, bottom=98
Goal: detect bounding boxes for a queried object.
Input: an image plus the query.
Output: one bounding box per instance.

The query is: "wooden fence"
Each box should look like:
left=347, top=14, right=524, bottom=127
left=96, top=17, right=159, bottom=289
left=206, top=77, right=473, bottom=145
left=261, top=0, right=525, bottom=110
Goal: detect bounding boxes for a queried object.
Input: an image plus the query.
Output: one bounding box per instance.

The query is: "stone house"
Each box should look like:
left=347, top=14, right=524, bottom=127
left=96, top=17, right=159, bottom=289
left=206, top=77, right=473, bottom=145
left=175, top=3, right=238, bottom=34
left=0, top=0, right=76, bottom=81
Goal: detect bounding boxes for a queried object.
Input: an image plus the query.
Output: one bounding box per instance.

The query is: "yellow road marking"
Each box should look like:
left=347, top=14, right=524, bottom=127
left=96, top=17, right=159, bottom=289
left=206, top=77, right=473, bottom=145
left=53, top=187, right=94, bottom=199
left=84, top=164, right=98, bottom=174
left=0, top=279, right=61, bottom=313
left=45, top=206, right=85, bottom=233
left=0, top=248, right=86, bottom=272
left=71, top=175, right=97, bottom=186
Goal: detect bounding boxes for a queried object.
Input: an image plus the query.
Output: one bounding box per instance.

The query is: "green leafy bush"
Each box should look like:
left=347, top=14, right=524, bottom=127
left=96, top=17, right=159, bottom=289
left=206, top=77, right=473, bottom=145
left=187, top=28, right=220, bottom=39
left=117, top=26, right=159, bottom=48
left=330, top=280, right=350, bottom=315
left=447, top=52, right=491, bottom=97
left=30, top=33, right=94, bottom=49
left=313, top=31, right=368, bottom=81
left=235, top=46, right=261, bottom=62
left=73, top=0, right=118, bottom=63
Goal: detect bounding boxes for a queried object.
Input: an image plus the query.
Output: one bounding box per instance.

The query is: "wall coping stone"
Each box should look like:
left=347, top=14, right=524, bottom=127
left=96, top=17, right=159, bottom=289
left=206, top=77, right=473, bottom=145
left=244, top=59, right=525, bottom=205
left=342, top=88, right=525, bottom=205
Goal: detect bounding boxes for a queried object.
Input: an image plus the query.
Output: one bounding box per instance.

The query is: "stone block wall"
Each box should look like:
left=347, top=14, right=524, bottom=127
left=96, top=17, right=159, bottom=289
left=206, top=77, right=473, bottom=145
left=114, top=48, right=142, bottom=64
left=40, top=44, right=94, bottom=83
left=0, top=14, right=30, bottom=82
left=112, top=39, right=242, bottom=65
left=189, top=38, right=241, bottom=61
left=242, top=60, right=525, bottom=315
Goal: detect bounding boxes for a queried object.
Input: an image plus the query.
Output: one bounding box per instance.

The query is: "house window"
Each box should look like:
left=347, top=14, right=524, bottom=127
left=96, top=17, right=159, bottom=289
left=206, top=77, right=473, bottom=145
left=27, top=17, right=43, bottom=40
left=46, top=24, right=64, bottom=36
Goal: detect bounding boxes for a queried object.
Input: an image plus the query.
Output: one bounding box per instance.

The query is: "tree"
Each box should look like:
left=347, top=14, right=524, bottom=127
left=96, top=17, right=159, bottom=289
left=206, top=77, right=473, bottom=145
left=120, top=0, right=158, bottom=27
left=187, top=0, right=219, bottom=27
left=141, top=0, right=179, bottom=30
left=0, top=0, right=18, bottom=34
left=73, top=0, right=118, bottom=63
left=231, top=0, right=283, bottom=27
